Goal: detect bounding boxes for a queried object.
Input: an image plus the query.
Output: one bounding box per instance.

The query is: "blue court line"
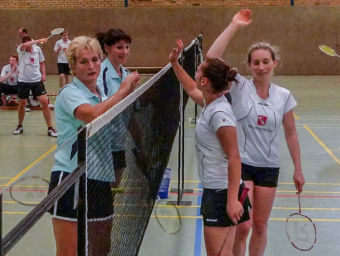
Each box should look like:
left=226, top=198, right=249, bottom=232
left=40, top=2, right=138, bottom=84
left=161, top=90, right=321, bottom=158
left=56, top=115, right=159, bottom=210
left=194, top=183, right=203, bottom=256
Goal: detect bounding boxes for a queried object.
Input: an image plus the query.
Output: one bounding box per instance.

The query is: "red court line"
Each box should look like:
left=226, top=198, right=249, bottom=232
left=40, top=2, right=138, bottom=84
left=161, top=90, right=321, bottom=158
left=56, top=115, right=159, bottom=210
left=169, top=192, right=340, bottom=199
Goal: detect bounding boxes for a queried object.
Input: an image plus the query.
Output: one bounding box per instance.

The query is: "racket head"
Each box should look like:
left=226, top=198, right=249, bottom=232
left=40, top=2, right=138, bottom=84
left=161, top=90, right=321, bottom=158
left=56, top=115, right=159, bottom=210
left=154, top=200, right=181, bottom=234
left=319, top=44, right=337, bottom=57
left=9, top=176, right=49, bottom=206
left=286, top=212, right=316, bottom=251
left=51, top=28, right=64, bottom=35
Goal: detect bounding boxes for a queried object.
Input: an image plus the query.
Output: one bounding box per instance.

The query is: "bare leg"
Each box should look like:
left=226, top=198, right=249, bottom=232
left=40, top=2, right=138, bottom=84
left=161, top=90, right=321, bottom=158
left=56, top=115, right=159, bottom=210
left=88, top=219, right=112, bottom=256
left=37, top=94, right=52, bottom=127
left=204, top=225, right=236, bottom=256
left=18, top=99, right=27, bottom=125
left=59, top=74, right=66, bottom=88
left=52, top=218, right=77, bottom=256
left=249, top=186, right=276, bottom=256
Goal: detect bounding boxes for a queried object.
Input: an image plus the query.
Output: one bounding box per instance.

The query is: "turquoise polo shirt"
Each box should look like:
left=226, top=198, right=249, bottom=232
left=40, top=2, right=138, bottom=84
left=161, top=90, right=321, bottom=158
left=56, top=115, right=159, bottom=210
left=97, top=58, right=131, bottom=152
left=52, top=78, right=113, bottom=181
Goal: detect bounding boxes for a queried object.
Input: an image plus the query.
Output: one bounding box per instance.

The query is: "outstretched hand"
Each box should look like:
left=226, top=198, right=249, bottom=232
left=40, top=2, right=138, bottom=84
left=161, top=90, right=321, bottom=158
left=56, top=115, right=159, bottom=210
left=169, top=39, right=184, bottom=64
left=232, top=9, right=253, bottom=28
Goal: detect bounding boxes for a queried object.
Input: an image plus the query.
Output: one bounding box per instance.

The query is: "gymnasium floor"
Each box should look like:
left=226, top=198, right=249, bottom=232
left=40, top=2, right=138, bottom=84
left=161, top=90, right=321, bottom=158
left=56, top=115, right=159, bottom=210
left=1, top=75, right=340, bottom=255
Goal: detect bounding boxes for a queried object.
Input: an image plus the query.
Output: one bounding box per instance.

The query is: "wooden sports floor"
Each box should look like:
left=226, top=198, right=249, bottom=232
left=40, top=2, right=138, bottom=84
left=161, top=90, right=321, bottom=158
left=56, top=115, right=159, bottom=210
left=1, top=75, right=340, bottom=255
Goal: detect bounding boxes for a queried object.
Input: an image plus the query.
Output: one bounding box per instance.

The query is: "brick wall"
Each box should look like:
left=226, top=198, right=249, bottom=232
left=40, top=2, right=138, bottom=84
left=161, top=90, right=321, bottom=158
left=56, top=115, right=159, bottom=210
left=0, top=0, right=340, bottom=8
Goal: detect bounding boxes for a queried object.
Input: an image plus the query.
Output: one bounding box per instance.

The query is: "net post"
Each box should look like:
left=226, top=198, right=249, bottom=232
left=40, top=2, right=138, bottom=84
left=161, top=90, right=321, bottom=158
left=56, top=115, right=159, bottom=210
left=77, top=126, right=87, bottom=256
left=0, top=194, right=2, bottom=256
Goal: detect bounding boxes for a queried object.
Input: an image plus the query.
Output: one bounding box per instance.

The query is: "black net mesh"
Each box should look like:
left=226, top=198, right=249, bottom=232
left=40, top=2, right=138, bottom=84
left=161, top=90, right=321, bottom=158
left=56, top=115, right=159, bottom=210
left=85, top=35, right=202, bottom=256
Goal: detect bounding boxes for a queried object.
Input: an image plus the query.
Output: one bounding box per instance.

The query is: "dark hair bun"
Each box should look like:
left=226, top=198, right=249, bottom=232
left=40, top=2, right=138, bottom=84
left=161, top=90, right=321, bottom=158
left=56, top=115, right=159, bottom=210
left=226, top=67, right=238, bottom=82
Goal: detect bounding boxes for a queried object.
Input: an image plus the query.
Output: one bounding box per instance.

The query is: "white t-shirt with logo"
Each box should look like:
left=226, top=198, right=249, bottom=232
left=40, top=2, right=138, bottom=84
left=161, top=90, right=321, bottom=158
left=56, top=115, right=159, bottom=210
left=54, top=39, right=70, bottom=63
left=17, top=44, right=45, bottom=83
left=196, top=95, right=238, bottom=189
left=230, top=74, right=297, bottom=168
left=1, top=64, right=18, bottom=86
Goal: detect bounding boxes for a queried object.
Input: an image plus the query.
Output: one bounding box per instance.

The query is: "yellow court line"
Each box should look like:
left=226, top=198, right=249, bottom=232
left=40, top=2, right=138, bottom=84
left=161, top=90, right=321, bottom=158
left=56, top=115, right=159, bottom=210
left=303, top=124, right=340, bottom=165
left=4, top=145, right=57, bottom=187
left=270, top=217, right=340, bottom=222
left=293, top=112, right=300, bottom=120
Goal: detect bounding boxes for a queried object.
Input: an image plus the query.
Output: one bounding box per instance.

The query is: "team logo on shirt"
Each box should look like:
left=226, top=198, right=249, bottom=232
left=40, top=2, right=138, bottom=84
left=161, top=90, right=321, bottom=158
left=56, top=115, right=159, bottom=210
left=10, top=77, right=14, bottom=82
left=63, top=48, right=66, bottom=52
left=257, top=115, right=267, bottom=126
left=30, top=57, right=35, bottom=64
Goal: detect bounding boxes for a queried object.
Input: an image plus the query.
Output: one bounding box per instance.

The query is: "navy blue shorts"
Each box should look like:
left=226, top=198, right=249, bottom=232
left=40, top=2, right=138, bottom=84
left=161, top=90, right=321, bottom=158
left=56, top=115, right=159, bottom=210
left=242, top=163, right=279, bottom=187
left=112, top=150, right=126, bottom=171
left=200, top=183, right=251, bottom=227
left=48, top=171, right=113, bottom=221
left=18, top=81, right=46, bottom=99
left=57, top=63, right=71, bottom=75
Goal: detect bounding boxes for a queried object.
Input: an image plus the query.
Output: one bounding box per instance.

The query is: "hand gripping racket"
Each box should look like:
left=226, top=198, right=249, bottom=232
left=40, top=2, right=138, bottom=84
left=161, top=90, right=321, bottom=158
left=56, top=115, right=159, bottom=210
left=41, top=28, right=64, bottom=44
left=319, top=45, right=340, bottom=58
left=286, top=193, right=317, bottom=251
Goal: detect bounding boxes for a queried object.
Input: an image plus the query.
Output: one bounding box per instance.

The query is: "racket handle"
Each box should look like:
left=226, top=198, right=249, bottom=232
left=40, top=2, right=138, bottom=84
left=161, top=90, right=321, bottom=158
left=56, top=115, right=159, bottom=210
left=239, top=186, right=249, bottom=204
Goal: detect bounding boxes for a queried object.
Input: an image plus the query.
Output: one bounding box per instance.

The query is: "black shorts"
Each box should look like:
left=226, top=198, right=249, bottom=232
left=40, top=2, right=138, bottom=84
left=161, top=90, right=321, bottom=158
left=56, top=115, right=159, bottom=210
left=17, top=81, right=46, bottom=99
left=112, top=150, right=126, bottom=171
left=241, top=163, right=279, bottom=187
left=57, top=63, right=71, bottom=75
left=48, top=171, right=114, bottom=221
left=1, top=83, right=18, bottom=95
left=201, top=183, right=251, bottom=227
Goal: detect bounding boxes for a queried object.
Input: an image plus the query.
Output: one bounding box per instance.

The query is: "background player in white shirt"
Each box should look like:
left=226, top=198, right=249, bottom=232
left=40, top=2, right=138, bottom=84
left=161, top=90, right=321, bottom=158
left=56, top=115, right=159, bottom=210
left=54, top=31, right=71, bottom=87
left=206, top=9, right=305, bottom=256
left=0, top=55, right=19, bottom=106
left=14, top=36, right=57, bottom=137
left=170, top=40, right=250, bottom=256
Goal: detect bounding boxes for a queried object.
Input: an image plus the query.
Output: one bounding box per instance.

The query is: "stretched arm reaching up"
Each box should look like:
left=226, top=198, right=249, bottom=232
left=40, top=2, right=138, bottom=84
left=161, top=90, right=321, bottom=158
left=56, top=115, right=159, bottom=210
left=169, top=39, right=204, bottom=107
left=206, top=9, right=252, bottom=59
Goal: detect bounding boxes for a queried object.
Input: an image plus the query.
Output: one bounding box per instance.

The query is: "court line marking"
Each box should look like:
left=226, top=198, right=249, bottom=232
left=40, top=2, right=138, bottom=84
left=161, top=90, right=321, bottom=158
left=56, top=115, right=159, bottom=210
left=295, top=112, right=340, bottom=165
left=3, top=145, right=56, bottom=188
left=303, top=124, right=340, bottom=165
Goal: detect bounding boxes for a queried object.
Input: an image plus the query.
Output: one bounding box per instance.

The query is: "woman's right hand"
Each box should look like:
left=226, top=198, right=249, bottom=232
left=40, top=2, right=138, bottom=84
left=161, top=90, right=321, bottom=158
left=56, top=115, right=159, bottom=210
left=120, top=71, right=141, bottom=95
left=169, top=39, right=184, bottom=64
left=231, top=9, right=253, bottom=28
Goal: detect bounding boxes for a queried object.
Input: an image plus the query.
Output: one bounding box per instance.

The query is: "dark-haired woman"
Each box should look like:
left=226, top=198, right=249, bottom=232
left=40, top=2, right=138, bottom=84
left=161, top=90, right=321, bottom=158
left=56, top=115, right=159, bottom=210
left=96, top=28, right=132, bottom=189
left=169, top=39, right=250, bottom=256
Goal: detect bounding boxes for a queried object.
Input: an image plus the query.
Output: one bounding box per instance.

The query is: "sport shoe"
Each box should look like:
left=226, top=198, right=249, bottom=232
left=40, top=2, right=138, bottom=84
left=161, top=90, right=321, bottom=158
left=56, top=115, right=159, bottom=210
left=25, top=106, right=30, bottom=112
left=13, top=125, right=23, bottom=135
left=48, top=127, right=57, bottom=137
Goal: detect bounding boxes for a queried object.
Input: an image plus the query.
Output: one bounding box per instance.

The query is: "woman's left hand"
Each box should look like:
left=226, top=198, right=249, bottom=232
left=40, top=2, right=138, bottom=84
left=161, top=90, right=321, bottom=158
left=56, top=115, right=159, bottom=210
left=227, top=199, right=244, bottom=225
left=169, top=39, right=183, bottom=64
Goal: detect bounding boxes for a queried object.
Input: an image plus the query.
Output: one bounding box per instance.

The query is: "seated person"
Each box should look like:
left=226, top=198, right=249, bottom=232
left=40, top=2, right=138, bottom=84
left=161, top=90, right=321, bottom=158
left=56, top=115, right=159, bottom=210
left=0, top=55, right=19, bottom=106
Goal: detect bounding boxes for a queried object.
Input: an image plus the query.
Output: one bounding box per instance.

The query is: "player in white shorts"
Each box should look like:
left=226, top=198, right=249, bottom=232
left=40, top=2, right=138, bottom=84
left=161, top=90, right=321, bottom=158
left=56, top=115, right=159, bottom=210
left=169, top=40, right=251, bottom=256
left=14, top=36, right=57, bottom=137
left=54, top=31, right=71, bottom=87
left=206, top=9, right=305, bottom=256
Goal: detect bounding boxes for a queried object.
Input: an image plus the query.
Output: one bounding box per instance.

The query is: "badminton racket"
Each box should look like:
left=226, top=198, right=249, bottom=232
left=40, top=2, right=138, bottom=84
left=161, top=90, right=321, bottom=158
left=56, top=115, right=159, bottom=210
left=218, top=186, right=249, bottom=256
left=154, top=199, right=182, bottom=234
left=319, top=44, right=340, bottom=58
left=286, top=193, right=316, bottom=251
left=41, top=28, right=64, bottom=44
left=9, top=176, right=49, bottom=206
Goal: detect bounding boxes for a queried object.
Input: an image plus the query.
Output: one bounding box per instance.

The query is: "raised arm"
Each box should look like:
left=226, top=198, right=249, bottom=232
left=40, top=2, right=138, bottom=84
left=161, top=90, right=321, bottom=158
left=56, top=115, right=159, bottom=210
left=169, top=39, right=204, bottom=107
left=283, top=110, right=305, bottom=193
left=206, top=9, right=252, bottom=59
left=20, top=38, right=48, bottom=51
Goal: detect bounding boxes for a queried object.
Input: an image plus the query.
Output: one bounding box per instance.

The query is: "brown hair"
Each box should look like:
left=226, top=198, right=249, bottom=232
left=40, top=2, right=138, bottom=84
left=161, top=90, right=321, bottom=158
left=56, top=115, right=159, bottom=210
left=247, top=42, right=279, bottom=63
left=201, top=58, right=237, bottom=92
